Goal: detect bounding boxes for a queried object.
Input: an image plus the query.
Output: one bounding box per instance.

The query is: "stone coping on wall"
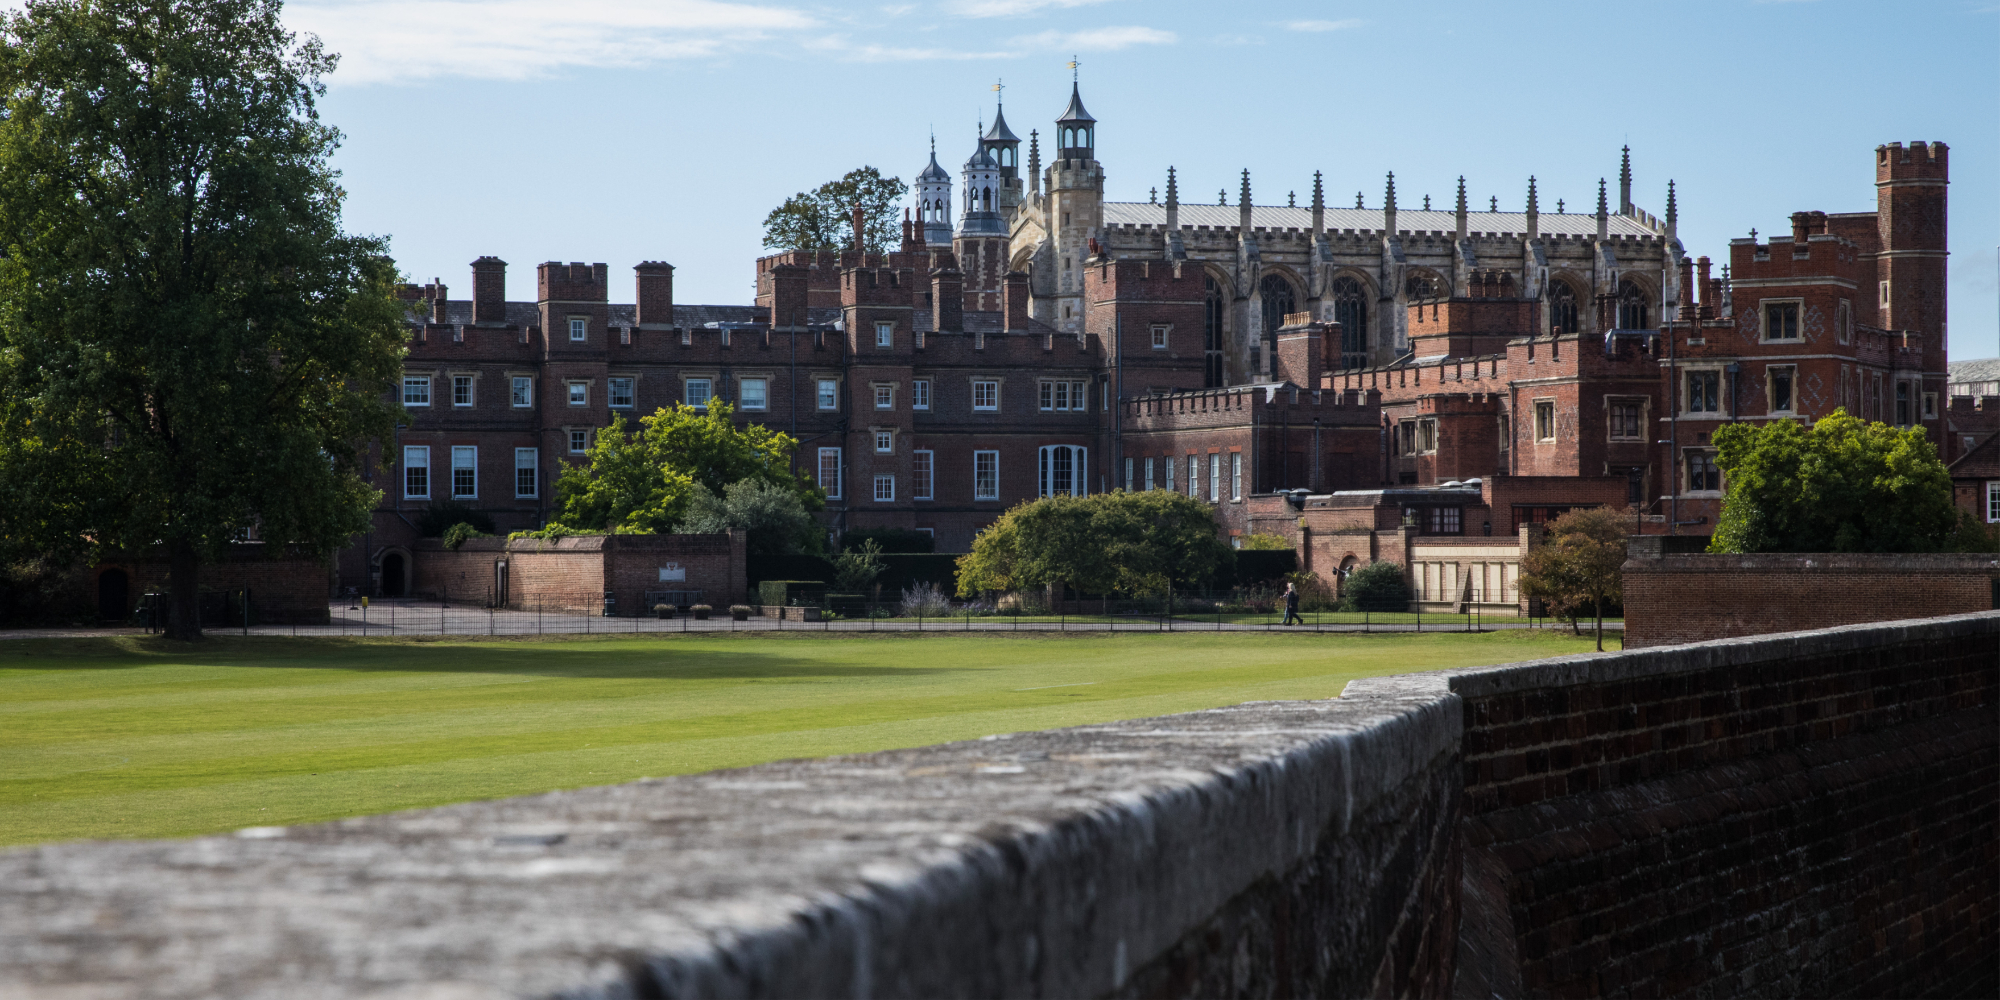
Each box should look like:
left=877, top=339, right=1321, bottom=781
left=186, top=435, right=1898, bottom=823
left=1, top=611, right=1993, bottom=999
left=1626, top=550, right=2000, bottom=574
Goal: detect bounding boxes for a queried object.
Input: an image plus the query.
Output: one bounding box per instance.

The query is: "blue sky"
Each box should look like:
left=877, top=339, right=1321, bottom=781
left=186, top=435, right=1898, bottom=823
left=297, top=0, right=1999, bottom=360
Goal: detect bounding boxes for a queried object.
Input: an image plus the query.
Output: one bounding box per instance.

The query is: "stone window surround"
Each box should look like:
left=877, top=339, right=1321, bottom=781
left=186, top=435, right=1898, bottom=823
left=1758, top=297, right=1804, bottom=343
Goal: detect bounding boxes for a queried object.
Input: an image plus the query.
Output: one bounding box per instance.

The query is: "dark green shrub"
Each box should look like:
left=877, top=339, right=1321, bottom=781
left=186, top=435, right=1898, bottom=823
left=878, top=553, right=959, bottom=594
left=417, top=500, right=494, bottom=538
left=841, top=527, right=934, bottom=553
left=1339, top=560, right=1411, bottom=612
left=1229, top=549, right=1297, bottom=587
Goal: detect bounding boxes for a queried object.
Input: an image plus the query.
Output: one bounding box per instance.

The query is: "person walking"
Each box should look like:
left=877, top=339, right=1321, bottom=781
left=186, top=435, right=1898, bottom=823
left=1281, top=581, right=1303, bottom=626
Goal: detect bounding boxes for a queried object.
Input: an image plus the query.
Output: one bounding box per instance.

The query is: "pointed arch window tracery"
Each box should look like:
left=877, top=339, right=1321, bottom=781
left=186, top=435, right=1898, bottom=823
left=1548, top=280, right=1579, bottom=334
left=1332, top=276, right=1368, bottom=370
left=1203, top=275, right=1226, bottom=388
left=1616, top=279, right=1650, bottom=331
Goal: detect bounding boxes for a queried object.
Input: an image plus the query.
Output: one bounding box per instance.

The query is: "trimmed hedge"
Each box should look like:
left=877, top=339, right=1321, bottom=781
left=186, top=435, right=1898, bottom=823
left=749, top=553, right=837, bottom=588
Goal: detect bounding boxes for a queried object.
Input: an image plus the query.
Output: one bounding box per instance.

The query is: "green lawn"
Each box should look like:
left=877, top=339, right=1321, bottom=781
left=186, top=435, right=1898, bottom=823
left=0, top=630, right=1614, bottom=846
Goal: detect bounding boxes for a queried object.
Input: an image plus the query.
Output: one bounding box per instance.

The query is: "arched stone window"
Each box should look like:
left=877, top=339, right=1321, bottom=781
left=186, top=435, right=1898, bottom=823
left=1548, top=280, right=1579, bottom=334
left=1617, top=279, right=1650, bottom=331
left=1332, top=276, right=1368, bottom=370
left=1404, top=272, right=1441, bottom=300
left=1259, top=274, right=1298, bottom=349
left=1203, top=275, right=1226, bottom=388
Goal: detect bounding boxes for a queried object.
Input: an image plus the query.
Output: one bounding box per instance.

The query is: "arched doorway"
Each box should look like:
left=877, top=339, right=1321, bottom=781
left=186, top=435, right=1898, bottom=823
left=379, top=552, right=406, bottom=597
left=97, top=568, right=129, bottom=621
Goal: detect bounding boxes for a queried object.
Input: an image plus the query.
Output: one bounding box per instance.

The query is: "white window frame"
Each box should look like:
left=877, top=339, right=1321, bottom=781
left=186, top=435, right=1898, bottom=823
left=451, top=445, right=478, bottom=498
left=402, top=376, right=432, bottom=407
left=911, top=379, right=931, bottom=410
left=972, top=379, right=999, bottom=411
left=403, top=445, right=430, bottom=499
left=1836, top=299, right=1852, bottom=345
left=1230, top=451, right=1242, bottom=501
left=1759, top=298, right=1803, bottom=343
left=567, top=380, right=588, bottom=407
left=608, top=377, right=635, bottom=409
left=1165, top=456, right=1177, bottom=492
left=1143, top=457, right=1155, bottom=490
left=817, top=447, right=843, bottom=499
left=817, top=378, right=839, bottom=411
left=1037, top=445, right=1087, bottom=498
left=568, top=316, right=587, bottom=342
left=1123, top=457, right=1134, bottom=491
left=974, top=450, right=1000, bottom=500
left=1151, top=324, right=1169, bottom=350
left=739, top=377, right=768, bottom=411
left=913, top=449, right=934, bottom=500
left=873, top=474, right=895, bottom=502
left=874, top=384, right=894, bottom=410
left=510, top=376, right=533, bottom=408
left=451, top=374, right=474, bottom=407
left=875, top=321, right=894, bottom=349
left=1187, top=454, right=1200, bottom=498
left=875, top=429, right=894, bottom=454
left=568, top=428, right=588, bottom=454
left=514, top=448, right=538, bottom=498
left=1208, top=453, right=1220, bottom=502
left=684, top=377, right=713, bottom=408
left=1987, top=481, right=2000, bottom=524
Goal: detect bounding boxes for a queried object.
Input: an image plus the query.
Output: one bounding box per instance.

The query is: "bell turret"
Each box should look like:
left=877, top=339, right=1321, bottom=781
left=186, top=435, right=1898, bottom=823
left=959, top=134, right=1006, bottom=236
left=1055, top=81, right=1095, bottom=161
left=915, top=135, right=953, bottom=247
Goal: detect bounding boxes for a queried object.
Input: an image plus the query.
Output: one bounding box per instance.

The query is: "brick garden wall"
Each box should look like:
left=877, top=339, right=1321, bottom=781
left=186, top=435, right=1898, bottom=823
left=412, top=531, right=747, bottom=614
left=1452, top=614, right=1998, bottom=997
left=1623, top=537, right=2000, bottom=647
left=100, top=545, right=331, bottom=625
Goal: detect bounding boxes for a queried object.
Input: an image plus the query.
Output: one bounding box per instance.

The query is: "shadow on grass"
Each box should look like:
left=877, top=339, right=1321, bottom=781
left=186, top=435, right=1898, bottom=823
left=0, top=634, right=974, bottom=681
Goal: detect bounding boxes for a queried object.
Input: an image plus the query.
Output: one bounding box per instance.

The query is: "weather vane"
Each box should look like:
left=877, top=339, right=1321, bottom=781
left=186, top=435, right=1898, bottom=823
left=992, top=78, right=1004, bottom=99
left=1069, top=55, right=1080, bottom=80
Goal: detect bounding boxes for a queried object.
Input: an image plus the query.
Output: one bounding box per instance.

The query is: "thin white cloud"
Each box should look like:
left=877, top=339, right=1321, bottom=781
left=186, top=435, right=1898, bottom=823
left=944, top=0, right=1115, bottom=17
left=1007, top=26, right=1175, bottom=51
left=803, top=34, right=1007, bottom=61
left=288, top=0, right=815, bottom=84
left=1285, top=18, right=1362, bottom=32
left=805, top=23, right=1173, bottom=62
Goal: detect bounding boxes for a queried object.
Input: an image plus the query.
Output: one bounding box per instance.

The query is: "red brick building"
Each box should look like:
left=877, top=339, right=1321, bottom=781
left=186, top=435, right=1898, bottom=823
left=334, top=78, right=1956, bottom=605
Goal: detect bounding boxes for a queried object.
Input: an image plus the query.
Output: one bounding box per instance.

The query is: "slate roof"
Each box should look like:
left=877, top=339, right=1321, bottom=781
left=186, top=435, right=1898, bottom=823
left=419, top=302, right=837, bottom=328
left=1947, top=357, right=2000, bottom=388
left=1100, top=203, right=1660, bottom=238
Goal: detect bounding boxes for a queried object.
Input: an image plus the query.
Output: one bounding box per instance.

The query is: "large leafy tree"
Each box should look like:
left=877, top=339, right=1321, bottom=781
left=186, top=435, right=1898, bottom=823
left=761, top=166, right=908, bottom=255
left=0, top=0, right=407, bottom=639
left=1709, top=409, right=1959, bottom=554
left=551, top=400, right=821, bottom=539
left=1518, top=506, right=1628, bottom=651
left=956, top=491, right=1228, bottom=598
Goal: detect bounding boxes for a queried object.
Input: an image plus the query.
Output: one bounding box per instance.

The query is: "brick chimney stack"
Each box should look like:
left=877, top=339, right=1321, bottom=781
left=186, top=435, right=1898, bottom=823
left=634, top=261, right=674, bottom=326
left=1272, top=315, right=1323, bottom=390
left=931, top=263, right=964, bottom=333
left=428, top=279, right=448, bottom=324
left=470, top=257, right=507, bottom=324
left=769, top=263, right=808, bottom=331
left=1002, top=270, right=1030, bottom=332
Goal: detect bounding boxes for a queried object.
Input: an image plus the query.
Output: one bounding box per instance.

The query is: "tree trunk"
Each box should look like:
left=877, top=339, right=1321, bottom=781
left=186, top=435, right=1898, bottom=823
left=1593, top=595, right=1603, bottom=652
left=166, top=539, right=202, bottom=641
